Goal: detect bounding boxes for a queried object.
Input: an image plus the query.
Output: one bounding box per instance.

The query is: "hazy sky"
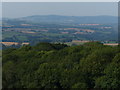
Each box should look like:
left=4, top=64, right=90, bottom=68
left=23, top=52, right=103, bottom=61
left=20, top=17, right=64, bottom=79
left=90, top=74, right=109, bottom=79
left=2, top=2, right=118, bottom=18
left=1, top=0, right=119, bottom=2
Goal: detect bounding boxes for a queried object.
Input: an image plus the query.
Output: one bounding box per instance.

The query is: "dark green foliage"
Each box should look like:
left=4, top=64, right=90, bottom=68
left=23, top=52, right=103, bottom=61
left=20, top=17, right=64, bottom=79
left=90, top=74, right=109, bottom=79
left=95, top=53, right=120, bottom=88
left=33, top=42, right=68, bottom=51
left=2, top=42, right=120, bottom=89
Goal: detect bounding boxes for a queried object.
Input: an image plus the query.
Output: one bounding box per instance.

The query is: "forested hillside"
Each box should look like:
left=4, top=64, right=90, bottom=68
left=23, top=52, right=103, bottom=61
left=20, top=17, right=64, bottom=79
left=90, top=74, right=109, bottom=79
left=2, top=42, right=120, bottom=88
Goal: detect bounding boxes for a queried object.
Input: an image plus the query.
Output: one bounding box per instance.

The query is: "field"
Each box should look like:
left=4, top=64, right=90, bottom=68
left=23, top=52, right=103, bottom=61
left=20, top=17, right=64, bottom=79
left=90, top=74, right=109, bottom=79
left=2, top=18, right=118, bottom=46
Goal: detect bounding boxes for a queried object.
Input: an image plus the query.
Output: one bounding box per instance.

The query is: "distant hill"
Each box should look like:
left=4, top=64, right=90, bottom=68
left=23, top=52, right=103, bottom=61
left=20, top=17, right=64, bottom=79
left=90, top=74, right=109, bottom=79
left=17, top=15, right=118, bottom=24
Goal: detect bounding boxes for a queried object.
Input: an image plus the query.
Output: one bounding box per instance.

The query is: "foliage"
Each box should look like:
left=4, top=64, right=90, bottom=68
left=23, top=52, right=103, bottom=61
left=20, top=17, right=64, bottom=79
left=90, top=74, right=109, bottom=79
left=2, top=42, right=120, bottom=89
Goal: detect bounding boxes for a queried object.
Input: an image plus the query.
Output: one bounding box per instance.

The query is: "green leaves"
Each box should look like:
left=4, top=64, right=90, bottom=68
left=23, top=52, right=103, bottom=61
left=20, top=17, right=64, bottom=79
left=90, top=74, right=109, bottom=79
left=2, top=42, right=120, bottom=88
left=95, top=53, right=120, bottom=88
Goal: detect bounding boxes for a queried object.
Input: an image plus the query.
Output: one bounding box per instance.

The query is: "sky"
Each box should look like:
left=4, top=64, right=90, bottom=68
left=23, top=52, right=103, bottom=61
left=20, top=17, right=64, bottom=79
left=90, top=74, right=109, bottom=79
left=1, top=0, right=119, bottom=2
left=2, top=2, right=118, bottom=18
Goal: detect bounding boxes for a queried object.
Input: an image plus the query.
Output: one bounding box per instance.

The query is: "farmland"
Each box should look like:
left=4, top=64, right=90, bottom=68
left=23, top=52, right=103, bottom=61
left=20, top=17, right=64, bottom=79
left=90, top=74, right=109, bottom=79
left=2, top=20, right=118, bottom=46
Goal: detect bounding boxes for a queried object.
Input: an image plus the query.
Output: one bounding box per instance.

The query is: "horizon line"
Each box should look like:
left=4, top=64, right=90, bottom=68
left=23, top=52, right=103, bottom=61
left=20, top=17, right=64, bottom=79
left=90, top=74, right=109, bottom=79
left=2, top=14, right=118, bottom=19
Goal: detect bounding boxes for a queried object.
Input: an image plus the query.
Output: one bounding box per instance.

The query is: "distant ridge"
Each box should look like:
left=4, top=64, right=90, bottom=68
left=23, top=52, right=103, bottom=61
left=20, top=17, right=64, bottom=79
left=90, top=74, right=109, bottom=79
left=3, top=15, right=117, bottom=24
left=17, top=15, right=117, bottom=24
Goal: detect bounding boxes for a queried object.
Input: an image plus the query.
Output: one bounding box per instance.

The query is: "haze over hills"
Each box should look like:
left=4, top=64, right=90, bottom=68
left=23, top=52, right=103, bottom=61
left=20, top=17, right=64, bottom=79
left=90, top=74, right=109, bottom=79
left=3, top=15, right=118, bottom=24
left=20, top=15, right=118, bottom=24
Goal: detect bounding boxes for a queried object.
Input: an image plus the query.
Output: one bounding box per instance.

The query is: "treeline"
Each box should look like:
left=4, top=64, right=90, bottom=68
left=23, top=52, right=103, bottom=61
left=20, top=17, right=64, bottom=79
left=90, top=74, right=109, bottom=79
left=2, top=42, right=120, bottom=88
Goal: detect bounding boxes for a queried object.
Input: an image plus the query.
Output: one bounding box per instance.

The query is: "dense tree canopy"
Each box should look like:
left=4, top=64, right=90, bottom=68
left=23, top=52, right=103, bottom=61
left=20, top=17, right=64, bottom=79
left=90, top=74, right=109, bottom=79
left=2, top=42, right=120, bottom=89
